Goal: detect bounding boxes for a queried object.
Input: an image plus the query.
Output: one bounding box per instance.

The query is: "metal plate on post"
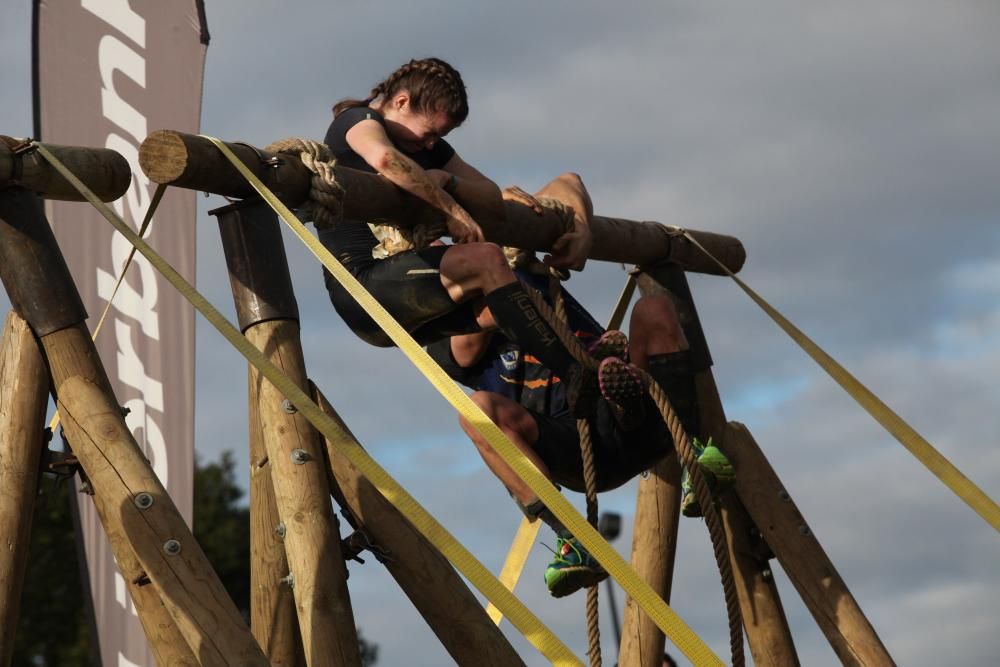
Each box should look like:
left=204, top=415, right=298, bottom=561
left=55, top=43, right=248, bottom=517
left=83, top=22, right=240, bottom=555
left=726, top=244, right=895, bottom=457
left=211, top=199, right=300, bottom=332
left=0, top=188, right=88, bottom=336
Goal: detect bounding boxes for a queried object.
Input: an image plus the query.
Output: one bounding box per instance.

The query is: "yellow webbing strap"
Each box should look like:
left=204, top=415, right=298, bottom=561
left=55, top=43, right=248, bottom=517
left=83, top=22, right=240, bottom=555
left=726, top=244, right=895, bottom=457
left=35, top=143, right=585, bottom=666
left=487, top=272, right=638, bottom=627
left=486, top=517, right=541, bottom=625
left=202, top=136, right=722, bottom=666
left=47, top=183, right=167, bottom=433
left=680, top=230, right=1000, bottom=534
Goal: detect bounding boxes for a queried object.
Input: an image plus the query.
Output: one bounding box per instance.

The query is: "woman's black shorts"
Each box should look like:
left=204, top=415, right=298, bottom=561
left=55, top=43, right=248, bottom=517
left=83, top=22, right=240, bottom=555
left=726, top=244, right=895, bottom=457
left=323, top=244, right=480, bottom=347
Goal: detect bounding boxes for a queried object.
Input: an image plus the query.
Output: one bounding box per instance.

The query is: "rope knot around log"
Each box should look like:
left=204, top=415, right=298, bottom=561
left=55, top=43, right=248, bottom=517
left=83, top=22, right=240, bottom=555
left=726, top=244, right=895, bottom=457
left=264, top=138, right=346, bottom=230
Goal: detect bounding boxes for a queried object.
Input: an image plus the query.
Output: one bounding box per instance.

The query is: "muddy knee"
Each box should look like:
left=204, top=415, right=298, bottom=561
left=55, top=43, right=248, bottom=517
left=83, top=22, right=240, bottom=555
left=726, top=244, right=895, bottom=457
left=631, top=295, right=687, bottom=354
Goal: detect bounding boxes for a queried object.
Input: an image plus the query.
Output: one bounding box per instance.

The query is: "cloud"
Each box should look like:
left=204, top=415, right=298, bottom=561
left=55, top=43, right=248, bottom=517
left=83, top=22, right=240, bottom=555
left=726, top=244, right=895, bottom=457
left=3, top=2, right=999, bottom=665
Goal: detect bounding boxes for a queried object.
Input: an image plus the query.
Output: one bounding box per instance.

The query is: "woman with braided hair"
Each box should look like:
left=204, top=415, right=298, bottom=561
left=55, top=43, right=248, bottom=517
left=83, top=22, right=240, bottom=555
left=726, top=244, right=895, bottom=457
left=323, top=57, right=724, bottom=599
left=320, top=57, right=595, bottom=404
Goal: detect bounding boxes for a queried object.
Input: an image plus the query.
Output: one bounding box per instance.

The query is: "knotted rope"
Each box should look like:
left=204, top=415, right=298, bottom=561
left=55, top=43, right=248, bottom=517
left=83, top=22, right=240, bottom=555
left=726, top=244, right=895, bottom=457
left=264, top=138, right=345, bottom=230
left=547, top=276, right=603, bottom=667
left=522, top=284, right=746, bottom=667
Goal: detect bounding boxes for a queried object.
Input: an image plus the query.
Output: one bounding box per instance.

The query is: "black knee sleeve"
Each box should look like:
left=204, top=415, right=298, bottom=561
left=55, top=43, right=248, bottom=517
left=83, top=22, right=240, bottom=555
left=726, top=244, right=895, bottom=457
left=484, top=282, right=576, bottom=378
left=647, top=350, right=700, bottom=438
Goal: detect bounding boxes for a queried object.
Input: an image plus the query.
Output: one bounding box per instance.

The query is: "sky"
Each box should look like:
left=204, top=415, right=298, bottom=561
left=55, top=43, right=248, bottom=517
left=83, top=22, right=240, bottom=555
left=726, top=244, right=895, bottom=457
left=2, top=1, right=1000, bottom=665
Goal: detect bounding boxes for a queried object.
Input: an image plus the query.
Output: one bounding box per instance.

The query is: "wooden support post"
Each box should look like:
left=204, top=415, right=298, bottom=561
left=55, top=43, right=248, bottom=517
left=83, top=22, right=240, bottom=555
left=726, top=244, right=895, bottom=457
left=618, top=455, right=683, bottom=667
left=725, top=422, right=895, bottom=666
left=311, top=385, right=527, bottom=667
left=216, top=200, right=304, bottom=663
left=118, top=579, right=200, bottom=667
left=57, top=375, right=262, bottom=666
left=0, top=187, right=268, bottom=666
left=0, top=311, right=50, bottom=666
left=247, top=369, right=305, bottom=666
left=213, top=201, right=360, bottom=667
left=138, top=130, right=746, bottom=275
left=0, top=136, right=130, bottom=202
left=636, top=268, right=801, bottom=666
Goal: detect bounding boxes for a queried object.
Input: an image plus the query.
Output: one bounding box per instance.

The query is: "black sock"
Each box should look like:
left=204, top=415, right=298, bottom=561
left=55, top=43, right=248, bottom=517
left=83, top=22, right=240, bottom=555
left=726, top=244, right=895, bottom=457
left=484, top=282, right=577, bottom=379
left=647, top=350, right=701, bottom=438
left=521, top=498, right=572, bottom=539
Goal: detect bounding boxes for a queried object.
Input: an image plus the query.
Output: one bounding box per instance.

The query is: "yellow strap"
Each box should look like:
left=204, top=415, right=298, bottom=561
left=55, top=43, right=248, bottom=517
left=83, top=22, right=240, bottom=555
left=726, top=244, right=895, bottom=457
left=486, top=517, right=541, bottom=625
left=203, top=136, right=722, bottom=666
left=607, top=271, right=637, bottom=331
left=47, top=183, right=166, bottom=433
left=488, top=273, right=638, bottom=627
left=33, top=142, right=585, bottom=667
left=680, top=230, right=1000, bottom=534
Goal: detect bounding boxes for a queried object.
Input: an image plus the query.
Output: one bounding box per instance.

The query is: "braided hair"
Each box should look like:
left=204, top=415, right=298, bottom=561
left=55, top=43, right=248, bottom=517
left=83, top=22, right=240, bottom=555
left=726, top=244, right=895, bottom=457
left=333, top=57, right=469, bottom=125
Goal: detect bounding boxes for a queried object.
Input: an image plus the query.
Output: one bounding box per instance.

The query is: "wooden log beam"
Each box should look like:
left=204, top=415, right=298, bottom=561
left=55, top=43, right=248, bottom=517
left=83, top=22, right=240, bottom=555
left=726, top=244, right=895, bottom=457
left=138, top=130, right=745, bottom=275
left=311, top=385, right=527, bottom=667
left=0, top=136, right=130, bottom=202
left=244, top=321, right=362, bottom=667
left=56, top=373, right=266, bottom=666
left=216, top=200, right=302, bottom=662
left=618, top=455, right=682, bottom=667
left=0, top=188, right=268, bottom=665
left=118, top=578, right=200, bottom=667
left=214, top=200, right=356, bottom=665
left=636, top=267, right=801, bottom=666
left=247, top=366, right=305, bottom=666
left=0, top=191, right=195, bottom=665
left=0, top=311, right=50, bottom=667
left=725, top=422, right=895, bottom=666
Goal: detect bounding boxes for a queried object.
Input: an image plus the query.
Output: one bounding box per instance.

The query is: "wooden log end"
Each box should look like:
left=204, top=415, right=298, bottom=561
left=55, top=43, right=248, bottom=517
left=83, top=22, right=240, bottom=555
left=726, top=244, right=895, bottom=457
left=670, top=230, right=747, bottom=276
left=1, top=137, right=131, bottom=202
left=139, top=130, right=189, bottom=184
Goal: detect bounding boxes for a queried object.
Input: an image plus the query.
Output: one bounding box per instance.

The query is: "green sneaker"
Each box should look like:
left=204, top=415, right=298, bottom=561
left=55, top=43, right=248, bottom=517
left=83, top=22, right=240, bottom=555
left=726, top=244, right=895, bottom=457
left=697, top=438, right=735, bottom=491
left=680, top=437, right=735, bottom=518
left=544, top=537, right=608, bottom=598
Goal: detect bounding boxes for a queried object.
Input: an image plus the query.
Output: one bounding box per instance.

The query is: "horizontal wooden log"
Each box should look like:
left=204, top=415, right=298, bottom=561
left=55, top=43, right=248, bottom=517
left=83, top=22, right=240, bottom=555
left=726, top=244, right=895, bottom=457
left=0, top=136, right=130, bottom=202
left=139, top=130, right=745, bottom=274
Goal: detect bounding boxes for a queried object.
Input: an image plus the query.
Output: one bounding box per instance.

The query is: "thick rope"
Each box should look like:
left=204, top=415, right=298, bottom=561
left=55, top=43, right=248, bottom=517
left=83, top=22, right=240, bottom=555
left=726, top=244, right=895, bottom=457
left=264, top=138, right=345, bottom=230
left=549, top=277, right=603, bottom=667
left=641, top=375, right=745, bottom=667
left=522, top=285, right=745, bottom=667
left=577, top=417, right=603, bottom=667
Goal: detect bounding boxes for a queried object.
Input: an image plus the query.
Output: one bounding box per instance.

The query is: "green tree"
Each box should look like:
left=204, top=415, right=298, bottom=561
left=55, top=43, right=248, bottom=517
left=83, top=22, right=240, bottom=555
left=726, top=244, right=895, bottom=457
left=11, top=476, right=93, bottom=666
left=13, top=451, right=377, bottom=665
left=192, top=451, right=252, bottom=621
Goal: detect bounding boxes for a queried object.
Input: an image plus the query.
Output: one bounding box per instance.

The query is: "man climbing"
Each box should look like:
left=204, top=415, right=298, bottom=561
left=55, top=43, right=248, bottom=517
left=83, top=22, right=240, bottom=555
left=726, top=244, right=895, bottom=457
left=429, top=181, right=731, bottom=597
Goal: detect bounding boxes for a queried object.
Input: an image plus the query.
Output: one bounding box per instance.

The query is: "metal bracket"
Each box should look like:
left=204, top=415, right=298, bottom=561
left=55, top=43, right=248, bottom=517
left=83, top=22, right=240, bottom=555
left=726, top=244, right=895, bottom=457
left=233, top=141, right=282, bottom=168
left=341, top=529, right=392, bottom=565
